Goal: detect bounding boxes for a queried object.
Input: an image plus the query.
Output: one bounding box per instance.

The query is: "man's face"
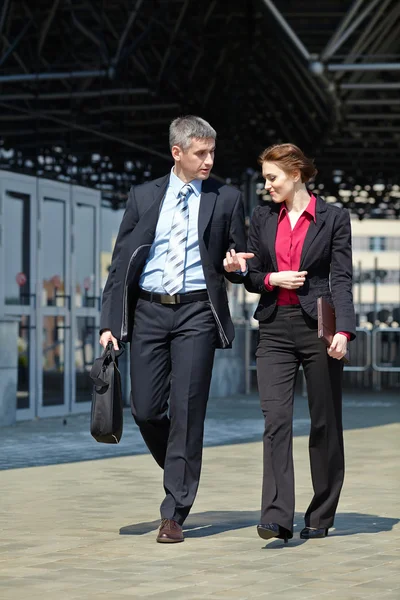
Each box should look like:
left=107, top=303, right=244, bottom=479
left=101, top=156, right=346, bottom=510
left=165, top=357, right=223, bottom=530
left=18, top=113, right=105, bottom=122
left=172, top=137, right=215, bottom=181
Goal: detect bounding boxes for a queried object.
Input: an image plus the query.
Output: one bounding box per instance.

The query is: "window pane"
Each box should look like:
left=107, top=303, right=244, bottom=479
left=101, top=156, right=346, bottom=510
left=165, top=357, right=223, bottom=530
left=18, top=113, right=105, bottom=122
left=17, top=316, right=31, bottom=410
left=42, top=198, right=66, bottom=307
left=4, top=191, right=30, bottom=305
left=75, top=204, right=96, bottom=307
left=369, top=237, right=386, bottom=251
left=42, top=316, right=65, bottom=406
left=100, top=202, right=125, bottom=290
left=75, top=317, right=96, bottom=402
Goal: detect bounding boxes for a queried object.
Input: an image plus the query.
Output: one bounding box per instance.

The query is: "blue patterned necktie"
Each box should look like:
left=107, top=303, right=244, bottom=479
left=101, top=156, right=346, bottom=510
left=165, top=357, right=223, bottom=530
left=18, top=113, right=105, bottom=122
left=162, top=184, right=192, bottom=295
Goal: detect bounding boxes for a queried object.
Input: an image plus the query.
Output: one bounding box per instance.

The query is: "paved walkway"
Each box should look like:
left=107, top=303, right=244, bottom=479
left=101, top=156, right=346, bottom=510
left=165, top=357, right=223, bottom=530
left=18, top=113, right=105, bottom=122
left=0, top=392, right=399, bottom=599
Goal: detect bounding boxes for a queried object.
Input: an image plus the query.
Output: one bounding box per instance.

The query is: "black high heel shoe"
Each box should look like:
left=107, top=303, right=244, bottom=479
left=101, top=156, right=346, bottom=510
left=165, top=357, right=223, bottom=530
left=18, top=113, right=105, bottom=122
left=257, top=523, right=293, bottom=544
left=300, top=527, right=329, bottom=539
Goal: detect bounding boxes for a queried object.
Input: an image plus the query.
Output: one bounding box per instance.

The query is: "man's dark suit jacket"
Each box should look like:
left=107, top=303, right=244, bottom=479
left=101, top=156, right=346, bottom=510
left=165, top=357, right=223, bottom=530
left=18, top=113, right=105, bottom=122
left=244, top=195, right=356, bottom=339
left=100, top=174, right=246, bottom=348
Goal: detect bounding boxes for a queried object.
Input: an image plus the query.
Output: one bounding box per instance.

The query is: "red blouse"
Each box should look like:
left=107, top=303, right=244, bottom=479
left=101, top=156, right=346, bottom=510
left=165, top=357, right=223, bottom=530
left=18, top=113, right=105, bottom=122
left=264, top=194, right=350, bottom=340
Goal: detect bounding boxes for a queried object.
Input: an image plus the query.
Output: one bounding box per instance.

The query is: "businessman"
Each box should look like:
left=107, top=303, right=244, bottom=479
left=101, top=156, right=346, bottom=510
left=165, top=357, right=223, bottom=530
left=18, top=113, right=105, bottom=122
left=99, top=115, right=252, bottom=542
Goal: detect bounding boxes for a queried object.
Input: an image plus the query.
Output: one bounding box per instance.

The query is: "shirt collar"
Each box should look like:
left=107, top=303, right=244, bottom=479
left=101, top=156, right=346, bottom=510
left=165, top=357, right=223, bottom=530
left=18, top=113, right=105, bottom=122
left=279, top=193, right=317, bottom=223
left=170, top=167, right=202, bottom=198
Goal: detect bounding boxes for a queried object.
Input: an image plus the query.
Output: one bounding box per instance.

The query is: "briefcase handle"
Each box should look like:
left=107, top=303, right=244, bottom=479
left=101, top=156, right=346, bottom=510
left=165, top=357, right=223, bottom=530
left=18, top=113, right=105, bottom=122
left=90, top=342, right=124, bottom=387
left=104, top=341, right=124, bottom=360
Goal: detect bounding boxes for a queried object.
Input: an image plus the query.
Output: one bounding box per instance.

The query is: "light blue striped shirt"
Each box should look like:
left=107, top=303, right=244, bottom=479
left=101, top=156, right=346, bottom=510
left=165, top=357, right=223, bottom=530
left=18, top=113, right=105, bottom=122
left=139, top=168, right=206, bottom=293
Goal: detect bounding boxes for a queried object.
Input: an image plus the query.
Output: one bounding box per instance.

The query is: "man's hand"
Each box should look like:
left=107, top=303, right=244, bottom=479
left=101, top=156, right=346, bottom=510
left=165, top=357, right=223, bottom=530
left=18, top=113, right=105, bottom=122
left=223, top=249, right=255, bottom=273
left=99, top=329, right=119, bottom=350
left=328, top=333, right=348, bottom=360
left=269, top=271, right=308, bottom=289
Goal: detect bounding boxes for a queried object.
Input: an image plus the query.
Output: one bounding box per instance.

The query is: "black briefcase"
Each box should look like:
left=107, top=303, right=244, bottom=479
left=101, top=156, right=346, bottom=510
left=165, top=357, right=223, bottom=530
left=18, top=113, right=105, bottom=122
left=90, top=342, right=124, bottom=444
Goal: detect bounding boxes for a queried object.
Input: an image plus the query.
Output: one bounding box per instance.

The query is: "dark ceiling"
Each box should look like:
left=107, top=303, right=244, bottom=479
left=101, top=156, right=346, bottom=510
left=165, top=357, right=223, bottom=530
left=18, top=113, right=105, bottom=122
left=0, top=0, right=399, bottom=198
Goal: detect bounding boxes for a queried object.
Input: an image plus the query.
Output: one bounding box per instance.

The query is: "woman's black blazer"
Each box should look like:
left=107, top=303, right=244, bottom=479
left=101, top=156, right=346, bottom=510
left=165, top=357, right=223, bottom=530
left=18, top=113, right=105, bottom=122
left=244, top=195, right=356, bottom=340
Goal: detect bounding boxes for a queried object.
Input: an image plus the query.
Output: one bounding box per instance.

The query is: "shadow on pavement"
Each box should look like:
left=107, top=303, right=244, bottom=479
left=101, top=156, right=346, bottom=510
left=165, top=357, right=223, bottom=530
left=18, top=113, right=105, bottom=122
left=119, top=510, right=399, bottom=538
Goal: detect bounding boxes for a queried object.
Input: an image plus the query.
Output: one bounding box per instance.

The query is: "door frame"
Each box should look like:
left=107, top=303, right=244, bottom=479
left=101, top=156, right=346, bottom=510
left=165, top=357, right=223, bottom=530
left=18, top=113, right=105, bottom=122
left=36, top=179, right=71, bottom=418
left=0, top=171, right=38, bottom=421
left=70, top=184, right=101, bottom=413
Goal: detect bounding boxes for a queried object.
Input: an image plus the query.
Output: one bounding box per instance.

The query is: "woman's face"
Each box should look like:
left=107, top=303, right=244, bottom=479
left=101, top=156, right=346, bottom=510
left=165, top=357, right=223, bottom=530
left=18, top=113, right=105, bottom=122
left=262, top=161, right=298, bottom=203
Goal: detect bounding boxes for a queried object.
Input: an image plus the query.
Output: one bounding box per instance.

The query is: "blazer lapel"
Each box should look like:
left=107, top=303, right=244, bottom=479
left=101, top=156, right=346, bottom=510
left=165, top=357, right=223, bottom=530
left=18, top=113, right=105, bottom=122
left=152, top=174, right=170, bottom=214
left=198, top=181, right=217, bottom=238
left=299, top=196, right=327, bottom=269
left=139, top=174, right=169, bottom=234
left=265, top=207, right=279, bottom=271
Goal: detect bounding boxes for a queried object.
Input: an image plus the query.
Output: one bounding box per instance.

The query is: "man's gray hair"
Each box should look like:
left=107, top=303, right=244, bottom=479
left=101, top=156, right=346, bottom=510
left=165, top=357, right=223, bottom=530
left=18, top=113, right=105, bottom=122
left=169, top=115, right=216, bottom=150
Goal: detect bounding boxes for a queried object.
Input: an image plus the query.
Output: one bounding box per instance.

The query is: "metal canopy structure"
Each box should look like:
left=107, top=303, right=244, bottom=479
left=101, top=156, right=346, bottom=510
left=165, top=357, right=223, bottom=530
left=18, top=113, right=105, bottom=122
left=0, top=0, right=399, bottom=205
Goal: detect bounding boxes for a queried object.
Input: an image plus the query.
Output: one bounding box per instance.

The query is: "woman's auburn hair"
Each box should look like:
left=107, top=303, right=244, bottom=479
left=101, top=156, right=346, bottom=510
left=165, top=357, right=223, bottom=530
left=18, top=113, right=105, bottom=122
left=258, top=143, right=318, bottom=183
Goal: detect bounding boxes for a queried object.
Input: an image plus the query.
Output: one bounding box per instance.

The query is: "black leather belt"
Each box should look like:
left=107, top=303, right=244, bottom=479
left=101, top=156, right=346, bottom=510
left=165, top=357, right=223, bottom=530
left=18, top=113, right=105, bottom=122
left=139, top=289, right=209, bottom=305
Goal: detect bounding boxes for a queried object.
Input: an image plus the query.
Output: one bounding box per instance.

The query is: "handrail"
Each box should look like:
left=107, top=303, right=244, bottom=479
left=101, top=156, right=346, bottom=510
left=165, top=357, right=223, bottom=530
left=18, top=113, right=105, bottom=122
left=344, top=327, right=371, bottom=372
left=372, top=327, right=400, bottom=373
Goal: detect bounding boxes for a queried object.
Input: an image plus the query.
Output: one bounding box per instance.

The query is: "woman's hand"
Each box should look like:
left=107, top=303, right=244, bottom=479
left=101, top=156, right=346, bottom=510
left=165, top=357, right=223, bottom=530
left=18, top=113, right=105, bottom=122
left=269, top=271, right=307, bottom=289
left=328, top=333, right=348, bottom=360
left=223, top=249, right=255, bottom=272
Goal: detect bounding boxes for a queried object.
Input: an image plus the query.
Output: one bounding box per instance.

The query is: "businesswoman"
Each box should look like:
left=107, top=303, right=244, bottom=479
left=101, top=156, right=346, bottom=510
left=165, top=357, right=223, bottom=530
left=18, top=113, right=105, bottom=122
left=244, top=143, right=356, bottom=543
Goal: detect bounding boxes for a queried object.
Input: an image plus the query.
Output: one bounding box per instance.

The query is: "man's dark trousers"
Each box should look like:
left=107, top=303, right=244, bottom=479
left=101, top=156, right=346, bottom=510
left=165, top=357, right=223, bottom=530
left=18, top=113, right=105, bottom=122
left=130, top=297, right=217, bottom=525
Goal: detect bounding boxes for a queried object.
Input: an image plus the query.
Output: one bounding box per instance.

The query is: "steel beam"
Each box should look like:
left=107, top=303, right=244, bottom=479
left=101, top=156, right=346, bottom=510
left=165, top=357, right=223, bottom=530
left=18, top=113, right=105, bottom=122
left=0, top=0, right=10, bottom=40
left=0, top=101, right=176, bottom=165
left=261, top=0, right=311, bottom=61
left=0, top=88, right=150, bottom=101
left=100, top=8, right=147, bottom=77
left=328, top=63, right=400, bottom=71
left=321, top=0, right=382, bottom=61
left=322, top=138, right=400, bottom=144
left=38, top=0, right=61, bottom=56
left=347, top=114, right=400, bottom=119
left=69, top=3, right=108, bottom=62
left=157, top=0, right=190, bottom=81
left=0, top=69, right=114, bottom=83
left=346, top=126, right=400, bottom=131
left=113, top=0, right=143, bottom=65
left=321, top=0, right=365, bottom=62
left=88, top=103, right=180, bottom=113
left=0, top=21, right=32, bottom=68
left=345, top=99, right=400, bottom=105
left=334, top=0, right=392, bottom=74
left=341, top=82, right=400, bottom=90
left=317, top=148, right=400, bottom=154
left=0, top=34, right=29, bottom=74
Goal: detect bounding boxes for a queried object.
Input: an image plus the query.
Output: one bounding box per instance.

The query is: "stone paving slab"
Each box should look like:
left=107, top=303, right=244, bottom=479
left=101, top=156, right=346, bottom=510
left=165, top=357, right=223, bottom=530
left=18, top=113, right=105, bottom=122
left=0, top=396, right=399, bottom=600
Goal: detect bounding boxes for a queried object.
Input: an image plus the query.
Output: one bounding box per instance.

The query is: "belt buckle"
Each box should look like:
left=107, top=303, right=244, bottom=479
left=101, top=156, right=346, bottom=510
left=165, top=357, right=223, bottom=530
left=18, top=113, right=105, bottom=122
left=161, top=294, right=178, bottom=305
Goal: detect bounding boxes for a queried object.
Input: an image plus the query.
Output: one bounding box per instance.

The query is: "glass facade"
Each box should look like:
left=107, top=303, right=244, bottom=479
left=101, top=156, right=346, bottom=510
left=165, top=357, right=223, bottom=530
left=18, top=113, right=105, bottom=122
left=0, top=172, right=102, bottom=420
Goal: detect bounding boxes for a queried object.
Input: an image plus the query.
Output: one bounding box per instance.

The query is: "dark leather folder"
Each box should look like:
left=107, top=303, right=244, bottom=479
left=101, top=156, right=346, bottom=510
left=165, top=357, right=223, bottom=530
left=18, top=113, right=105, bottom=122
left=317, top=297, right=349, bottom=364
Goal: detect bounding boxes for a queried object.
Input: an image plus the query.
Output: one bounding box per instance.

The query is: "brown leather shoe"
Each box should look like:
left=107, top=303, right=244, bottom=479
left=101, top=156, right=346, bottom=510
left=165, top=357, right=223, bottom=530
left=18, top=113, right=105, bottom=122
left=156, top=518, right=184, bottom=543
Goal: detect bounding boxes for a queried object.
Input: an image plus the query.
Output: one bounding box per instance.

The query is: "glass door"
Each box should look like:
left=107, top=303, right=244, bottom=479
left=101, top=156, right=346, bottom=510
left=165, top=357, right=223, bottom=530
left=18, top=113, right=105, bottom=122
left=71, top=185, right=101, bottom=412
left=37, top=180, right=71, bottom=417
left=0, top=172, right=38, bottom=420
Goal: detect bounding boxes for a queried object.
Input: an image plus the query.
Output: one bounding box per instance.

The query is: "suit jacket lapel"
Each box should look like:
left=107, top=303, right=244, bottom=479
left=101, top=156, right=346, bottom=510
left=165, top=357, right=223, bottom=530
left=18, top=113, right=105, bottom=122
left=139, top=174, right=169, bottom=234
left=153, top=174, right=169, bottom=214
left=299, top=195, right=327, bottom=269
left=265, top=207, right=279, bottom=271
left=198, top=180, right=217, bottom=238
